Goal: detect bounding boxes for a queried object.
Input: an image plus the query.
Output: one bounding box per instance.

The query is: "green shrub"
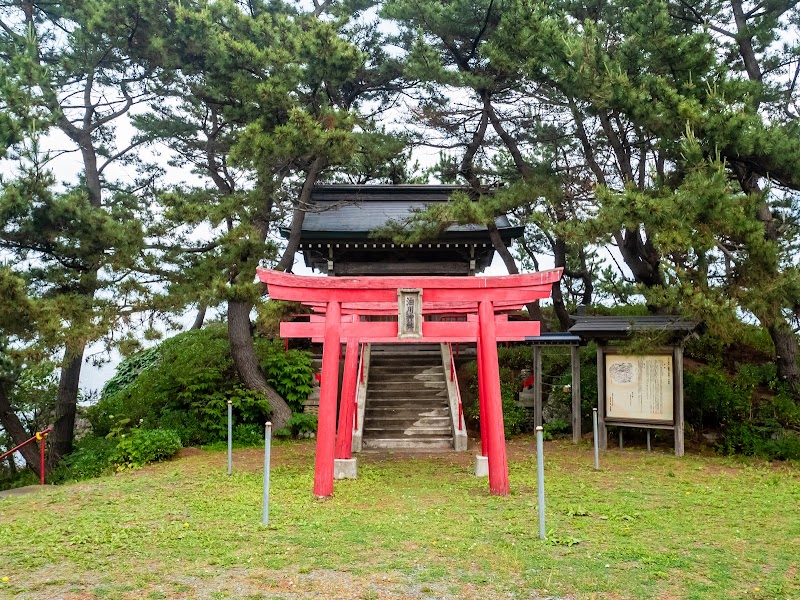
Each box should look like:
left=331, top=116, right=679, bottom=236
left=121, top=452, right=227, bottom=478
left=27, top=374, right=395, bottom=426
left=719, top=423, right=800, bottom=461
left=684, top=365, right=750, bottom=428
left=112, top=429, right=182, bottom=469
left=100, top=345, right=161, bottom=400
left=276, top=413, right=318, bottom=438
left=544, top=419, right=570, bottom=436
left=460, top=363, right=528, bottom=437
left=496, top=345, right=533, bottom=372
left=263, top=346, right=314, bottom=412
left=502, top=397, right=527, bottom=437
left=88, top=325, right=313, bottom=445
left=233, top=424, right=265, bottom=446
left=52, top=436, right=117, bottom=482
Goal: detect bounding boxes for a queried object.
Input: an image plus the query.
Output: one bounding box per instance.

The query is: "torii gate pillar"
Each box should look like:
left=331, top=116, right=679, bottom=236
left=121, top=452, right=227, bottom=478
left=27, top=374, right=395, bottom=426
left=478, top=300, right=509, bottom=495
left=314, top=300, right=341, bottom=497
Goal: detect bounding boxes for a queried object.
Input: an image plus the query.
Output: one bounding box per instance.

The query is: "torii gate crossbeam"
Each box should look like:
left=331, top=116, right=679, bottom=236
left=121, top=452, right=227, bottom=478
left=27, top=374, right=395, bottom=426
left=257, top=268, right=562, bottom=497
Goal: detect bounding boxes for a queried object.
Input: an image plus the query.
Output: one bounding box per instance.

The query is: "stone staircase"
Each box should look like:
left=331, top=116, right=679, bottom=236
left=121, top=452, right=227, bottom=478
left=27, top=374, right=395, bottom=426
left=362, top=344, right=455, bottom=450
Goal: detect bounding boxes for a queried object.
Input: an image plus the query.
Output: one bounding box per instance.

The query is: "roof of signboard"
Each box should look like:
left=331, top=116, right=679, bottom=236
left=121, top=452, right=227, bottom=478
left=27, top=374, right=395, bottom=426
left=569, top=316, right=698, bottom=341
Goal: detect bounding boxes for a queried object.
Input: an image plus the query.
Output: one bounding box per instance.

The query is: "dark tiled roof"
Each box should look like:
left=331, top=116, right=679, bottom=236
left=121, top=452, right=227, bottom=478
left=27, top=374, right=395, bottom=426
left=524, top=332, right=582, bottom=345
left=569, top=316, right=698, bottom=340
left=291, top=185, right=520, bottom=238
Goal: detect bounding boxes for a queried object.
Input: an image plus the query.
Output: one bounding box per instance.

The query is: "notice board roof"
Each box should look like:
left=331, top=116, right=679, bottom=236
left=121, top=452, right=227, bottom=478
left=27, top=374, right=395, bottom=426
left=569, top=315, right=698, bottom=342
left=524, top=332, right=582, bottom=345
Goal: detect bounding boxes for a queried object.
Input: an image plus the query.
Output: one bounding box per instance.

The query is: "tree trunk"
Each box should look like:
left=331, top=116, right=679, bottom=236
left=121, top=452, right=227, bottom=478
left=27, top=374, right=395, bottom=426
left=50, top=343, right=85, bottom=462
left=227, top=299, right=292, bottom=429
left=615, top=229, right=664, bottom=288
left=767, top=320, right=800, bottom=398
left=552, top=238, right=572, bottom=331
left=227, top=160, right=325, bottom=429
left=191, top=304, right=207, bottom=330
left=275, top=157, right=324, bottom=272
left=0, top=382, right=41, bottom=477
left=487, top=222, right=548, bottom=328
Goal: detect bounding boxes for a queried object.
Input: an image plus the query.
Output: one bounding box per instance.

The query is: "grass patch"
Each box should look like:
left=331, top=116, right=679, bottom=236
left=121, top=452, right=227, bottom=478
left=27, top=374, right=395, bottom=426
left=1, top=439, right=799, bottom=599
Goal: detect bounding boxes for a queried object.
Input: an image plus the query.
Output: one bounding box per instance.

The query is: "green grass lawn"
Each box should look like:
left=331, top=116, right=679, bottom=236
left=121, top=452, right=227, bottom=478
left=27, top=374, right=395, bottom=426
left=1, top=437, right=798, bottom=599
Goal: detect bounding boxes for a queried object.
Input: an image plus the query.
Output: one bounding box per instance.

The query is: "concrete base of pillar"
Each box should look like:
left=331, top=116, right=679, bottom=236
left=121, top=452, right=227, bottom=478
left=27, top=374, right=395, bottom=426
left=334, top=458, right=357, bottom=480
left=474, top=455, right=488, bottom=477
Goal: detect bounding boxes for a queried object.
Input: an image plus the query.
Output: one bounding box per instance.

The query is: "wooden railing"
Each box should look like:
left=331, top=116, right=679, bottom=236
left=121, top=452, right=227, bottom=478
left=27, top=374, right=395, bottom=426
left=354, top=342, right=365, bottom=432
left=447, top=343, right=463, bottom=431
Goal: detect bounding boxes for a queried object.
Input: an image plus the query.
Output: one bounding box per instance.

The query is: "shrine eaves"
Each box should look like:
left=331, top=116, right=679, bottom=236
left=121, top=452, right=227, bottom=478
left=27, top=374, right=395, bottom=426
left=282, top=185, right=524, bottom=277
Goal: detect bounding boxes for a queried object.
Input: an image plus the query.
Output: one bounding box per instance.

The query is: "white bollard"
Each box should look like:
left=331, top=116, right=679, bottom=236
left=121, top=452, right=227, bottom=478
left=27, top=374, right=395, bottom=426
left=262, top=422, right=272, bottom=526
left=536, top=426, right=546, bottom=540
left=593, top=408, right=600, bottom=471
left=227, top=400, right=233, bottom=476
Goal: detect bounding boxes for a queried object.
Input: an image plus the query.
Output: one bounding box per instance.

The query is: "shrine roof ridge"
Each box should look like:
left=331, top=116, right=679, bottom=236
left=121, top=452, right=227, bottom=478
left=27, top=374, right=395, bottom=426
left=283, top=184, right=522, bottom=241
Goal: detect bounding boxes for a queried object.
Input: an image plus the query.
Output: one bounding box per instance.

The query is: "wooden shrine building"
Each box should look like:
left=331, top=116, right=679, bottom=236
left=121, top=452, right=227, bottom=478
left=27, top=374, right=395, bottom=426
left=285, top=185, right=523, bottom=276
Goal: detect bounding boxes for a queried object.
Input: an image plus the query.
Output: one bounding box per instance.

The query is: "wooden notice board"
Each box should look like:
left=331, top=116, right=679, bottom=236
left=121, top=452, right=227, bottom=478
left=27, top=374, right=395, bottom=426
left=596, top=346, right=685, bottom=456
left=605, top=354, right=674, bottom=424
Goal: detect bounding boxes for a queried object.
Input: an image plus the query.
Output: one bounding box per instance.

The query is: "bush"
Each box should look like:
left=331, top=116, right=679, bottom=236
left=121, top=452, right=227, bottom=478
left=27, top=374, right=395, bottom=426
left=111, top=429, right=182, bottom=469
left=458, top=360, right=528, bottom=437
left=52, top=436, right=117, bottom=482
left=263, top=346, right=314, bottom=412
left=276, top=413, right=318, bottom=438
left=88, top=324, right=314, bottom=445
left=684, top=365, right=750, bottom=429
left=719, top=423, right=800, bottom=461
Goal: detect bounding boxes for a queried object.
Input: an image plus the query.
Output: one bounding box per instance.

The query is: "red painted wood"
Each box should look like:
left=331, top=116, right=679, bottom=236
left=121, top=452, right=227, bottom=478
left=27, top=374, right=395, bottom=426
left=267, top=286, right=400, bottom=303
left=281, top=320, right=540, bottom=343
left=335, top=336, right=359, bottom=460
left=479, top=300, right=509, bottom=495
left=268, top=284, right=555, bottom=305
left=306, top=301, right=526, bottom=315
left=477, top=335, right=488, bottom=458
left=314, top=301, right=341, bottom=498
left=259, top=268, right=563, bottom=291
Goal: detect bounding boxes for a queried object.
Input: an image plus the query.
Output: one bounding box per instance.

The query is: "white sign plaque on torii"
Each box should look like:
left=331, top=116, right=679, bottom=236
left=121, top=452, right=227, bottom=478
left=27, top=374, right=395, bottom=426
left=397, top=288, right=423, bottom=339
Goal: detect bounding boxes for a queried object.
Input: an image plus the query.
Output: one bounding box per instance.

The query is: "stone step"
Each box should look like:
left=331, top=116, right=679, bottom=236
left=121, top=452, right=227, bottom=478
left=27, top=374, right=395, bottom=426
left=362, top=438, right=453, bottom=450
left=367, top=384, right=447, bottom=400
left=364, top=404, right=450, bottom=419
left=364, top=428, right=452, bottom=436
left=369, top=375, right=446, bottom=382
left=362, top=344, right=453, bottom=451
left=364, top=416, right=451, bottom=427
left=370, top=345, right=441, bottom=354
left=370, top=368, right=443, bottom=375
left=366, top=398, right=448, bottom=407
left=370, top=361, right=442, bottom=369
left=368, top=380, right=447, bottom=388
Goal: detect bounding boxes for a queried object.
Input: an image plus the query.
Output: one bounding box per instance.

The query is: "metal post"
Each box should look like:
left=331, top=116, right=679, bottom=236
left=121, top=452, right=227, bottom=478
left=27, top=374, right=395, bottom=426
left=227, top=400, right=233, bottom=476
left=570, top=345, right=581, bottom=444
left=536, top=426, right=546, bottom=540
left=262, top=422, right=272, bottom=526
left=647, top=429, right=651, bottom=452
left=533, top=345, right=543, bottom=428
left=619, top=429, right=623, bottom=450
left=592, top=408, right=600, bottom=471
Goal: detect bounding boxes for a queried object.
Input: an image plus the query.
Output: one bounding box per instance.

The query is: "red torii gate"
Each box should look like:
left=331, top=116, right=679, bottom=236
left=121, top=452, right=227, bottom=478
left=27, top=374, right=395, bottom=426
left=257, top=268, right=562, bottom=497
